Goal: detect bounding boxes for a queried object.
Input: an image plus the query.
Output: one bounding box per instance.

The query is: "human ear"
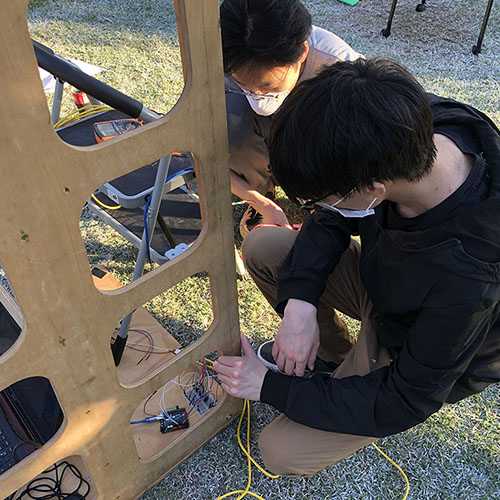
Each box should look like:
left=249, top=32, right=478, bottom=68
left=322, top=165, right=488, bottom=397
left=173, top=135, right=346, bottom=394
left=299, top=41, right=309, bottom=63
left=370, top=181, right=387, bottom=196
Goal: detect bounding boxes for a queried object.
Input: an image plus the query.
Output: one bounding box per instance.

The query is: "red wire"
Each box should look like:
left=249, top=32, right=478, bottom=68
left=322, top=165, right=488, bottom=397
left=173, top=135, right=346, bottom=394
left=186, top=396, right=206, bottom=417
left=124, top=329, right=152, bottom=362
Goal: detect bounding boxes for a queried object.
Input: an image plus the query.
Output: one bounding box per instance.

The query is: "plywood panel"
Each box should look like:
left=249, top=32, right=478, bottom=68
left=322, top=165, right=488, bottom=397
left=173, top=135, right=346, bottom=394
left=0, top=1, right=242, bottom=498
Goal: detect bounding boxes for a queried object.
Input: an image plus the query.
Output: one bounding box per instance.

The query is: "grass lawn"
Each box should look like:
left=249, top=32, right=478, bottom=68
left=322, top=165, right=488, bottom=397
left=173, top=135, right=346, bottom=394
left=24, top=0, right=500, bottom=498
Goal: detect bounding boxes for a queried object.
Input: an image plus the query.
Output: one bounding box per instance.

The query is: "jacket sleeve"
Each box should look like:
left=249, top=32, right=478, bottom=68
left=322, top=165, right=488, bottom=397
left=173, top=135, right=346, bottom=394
left=276, top=209, right=356, bottom=313
left=260, top=297, right=497, bottom=437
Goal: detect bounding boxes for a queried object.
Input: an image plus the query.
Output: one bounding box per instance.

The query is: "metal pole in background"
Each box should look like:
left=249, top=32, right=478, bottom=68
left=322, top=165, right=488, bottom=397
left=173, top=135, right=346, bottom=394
left=111, top=154, right=172, bottom=366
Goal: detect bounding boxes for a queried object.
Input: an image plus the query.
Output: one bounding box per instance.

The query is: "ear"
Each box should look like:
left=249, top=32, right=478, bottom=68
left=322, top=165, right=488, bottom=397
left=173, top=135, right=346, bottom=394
left=299, top=40, right=309, bottom=64
left=370, top=181, right=387, bottom=197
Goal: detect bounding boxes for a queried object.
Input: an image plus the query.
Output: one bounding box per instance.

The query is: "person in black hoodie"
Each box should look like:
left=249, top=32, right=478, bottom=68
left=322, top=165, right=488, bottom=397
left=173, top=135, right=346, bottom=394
left=214, top=58, right=500, bottom=476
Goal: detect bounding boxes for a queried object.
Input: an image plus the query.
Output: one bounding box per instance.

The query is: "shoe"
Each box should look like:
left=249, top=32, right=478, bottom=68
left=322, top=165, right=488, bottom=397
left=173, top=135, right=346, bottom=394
left=257, top=340, right=339, bottom=376
left=239, top=191, right=275, bottom=239
left=239, top=205, right=264, bottom=239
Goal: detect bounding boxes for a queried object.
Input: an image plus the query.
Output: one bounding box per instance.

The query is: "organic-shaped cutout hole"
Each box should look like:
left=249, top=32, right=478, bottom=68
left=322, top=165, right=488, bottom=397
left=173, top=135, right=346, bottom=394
left=95, top=269, right=213, bottom=387
left=29, top=0, right=184, bottom=125
left=130, top=352, right=224, bottom=462
left=0, top=377, right=64, bottom=477
left=9, top=455, right=97, bottom=500
left=0, top=265, right=25, bottom=360
left=81, top=151, right=201, bottom=289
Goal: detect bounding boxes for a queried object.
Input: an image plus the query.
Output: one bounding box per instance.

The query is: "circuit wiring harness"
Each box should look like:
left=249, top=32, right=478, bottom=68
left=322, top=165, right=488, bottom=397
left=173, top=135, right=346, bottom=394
left=130, top=357, right=220, bottom=432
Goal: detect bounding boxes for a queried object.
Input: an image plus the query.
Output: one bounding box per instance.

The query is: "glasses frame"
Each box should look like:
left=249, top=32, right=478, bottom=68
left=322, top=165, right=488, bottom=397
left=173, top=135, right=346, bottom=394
left=296, top=187, right=357, bottom=211
left=226, top=77, right=288, bottom=102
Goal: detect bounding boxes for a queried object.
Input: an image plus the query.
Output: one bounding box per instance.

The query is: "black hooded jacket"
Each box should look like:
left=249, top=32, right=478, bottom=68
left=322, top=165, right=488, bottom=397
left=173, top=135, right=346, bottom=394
left=260, top=95, right=500, bottom=437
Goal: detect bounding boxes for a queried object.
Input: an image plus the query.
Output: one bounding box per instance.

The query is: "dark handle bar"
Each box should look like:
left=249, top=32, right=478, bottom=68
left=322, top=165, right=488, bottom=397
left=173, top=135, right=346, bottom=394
left=32, top=39, right=54, bottom=56
left=33, top=40, right=144, bottom=119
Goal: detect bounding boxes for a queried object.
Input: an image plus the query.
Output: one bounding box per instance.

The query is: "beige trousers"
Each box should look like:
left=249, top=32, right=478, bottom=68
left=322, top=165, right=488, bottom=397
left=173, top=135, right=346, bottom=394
left=242, top=226, right=393, bottom=476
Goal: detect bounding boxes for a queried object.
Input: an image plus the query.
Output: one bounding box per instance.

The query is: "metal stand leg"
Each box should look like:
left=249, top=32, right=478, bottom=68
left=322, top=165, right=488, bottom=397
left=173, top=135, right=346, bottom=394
left=472, top=0, right=494, bottom=55
left=416, top=0, right=426, bottom=13
left=111, top=155, right=172, bottom=366
left=51, top=78, right=64, bottom=124
left=381, top=0, right=399, bottom=37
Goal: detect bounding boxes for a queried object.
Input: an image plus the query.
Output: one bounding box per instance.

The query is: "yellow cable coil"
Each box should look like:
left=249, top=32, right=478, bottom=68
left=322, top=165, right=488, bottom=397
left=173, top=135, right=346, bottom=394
left=53, top=104, right=112, bottom=129
left=54, top=104, right=122, bottom=210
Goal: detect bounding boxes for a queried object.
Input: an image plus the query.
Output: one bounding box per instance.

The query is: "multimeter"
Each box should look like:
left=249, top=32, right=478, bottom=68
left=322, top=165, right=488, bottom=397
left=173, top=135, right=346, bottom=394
left=93, top=118, right=143, bottom=142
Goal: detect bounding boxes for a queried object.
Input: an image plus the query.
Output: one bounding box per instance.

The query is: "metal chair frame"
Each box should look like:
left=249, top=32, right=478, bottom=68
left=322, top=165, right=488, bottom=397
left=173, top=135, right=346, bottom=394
left=381, top=0, right=495, bottom=55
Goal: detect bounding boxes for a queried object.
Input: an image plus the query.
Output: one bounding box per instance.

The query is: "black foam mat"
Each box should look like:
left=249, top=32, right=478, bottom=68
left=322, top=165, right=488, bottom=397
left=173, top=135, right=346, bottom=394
left=90, top=188, right=202, bottom=256
left=56, top=111, right=193, bottom=197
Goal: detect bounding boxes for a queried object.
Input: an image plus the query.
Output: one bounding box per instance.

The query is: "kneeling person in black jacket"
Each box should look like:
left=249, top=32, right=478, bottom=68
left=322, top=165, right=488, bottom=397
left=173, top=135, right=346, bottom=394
left=214, top=58, right=500, bottom=476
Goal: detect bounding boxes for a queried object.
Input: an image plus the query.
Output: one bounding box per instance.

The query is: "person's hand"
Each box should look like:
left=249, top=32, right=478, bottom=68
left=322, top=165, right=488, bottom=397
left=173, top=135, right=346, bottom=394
left=259, top=201, right=292, bottom=229
left=214, top=334, right=268, bottom=401
left=273, top=298, right=319, bottom=377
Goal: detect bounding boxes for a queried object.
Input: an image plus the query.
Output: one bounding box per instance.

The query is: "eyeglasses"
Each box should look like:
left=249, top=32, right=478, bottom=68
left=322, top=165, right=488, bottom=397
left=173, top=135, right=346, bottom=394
left=226, top=78, right=288, bottom=102
left=296, top=187, right=357, bottom=211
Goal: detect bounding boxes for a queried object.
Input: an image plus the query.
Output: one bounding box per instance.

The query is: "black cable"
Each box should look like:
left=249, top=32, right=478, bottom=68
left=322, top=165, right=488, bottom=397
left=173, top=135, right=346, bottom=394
left=15, top=460, right=90, bottom=499
left=12, top=440, right=41, bottom=463
left=143, top=390, right=158, bottom=416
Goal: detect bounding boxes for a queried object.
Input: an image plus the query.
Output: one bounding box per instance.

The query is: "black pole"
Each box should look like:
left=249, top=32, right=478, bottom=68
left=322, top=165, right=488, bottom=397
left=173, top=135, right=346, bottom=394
left=472, top=0, right=494, bottom=55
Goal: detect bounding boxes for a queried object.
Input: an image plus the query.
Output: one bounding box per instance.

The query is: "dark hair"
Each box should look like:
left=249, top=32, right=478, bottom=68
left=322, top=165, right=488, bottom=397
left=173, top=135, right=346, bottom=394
left=220, top=0, right=312, bottom=75
left=269, top=58, right=437, bottom=203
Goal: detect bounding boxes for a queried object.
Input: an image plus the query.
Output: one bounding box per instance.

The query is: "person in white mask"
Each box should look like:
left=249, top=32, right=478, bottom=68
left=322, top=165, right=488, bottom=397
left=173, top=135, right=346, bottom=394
left=220, top=0, right=362, bottom=237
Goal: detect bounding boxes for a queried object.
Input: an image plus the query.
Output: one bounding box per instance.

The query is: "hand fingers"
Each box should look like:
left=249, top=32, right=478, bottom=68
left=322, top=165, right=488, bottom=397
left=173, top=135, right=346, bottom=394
left=294, top=360, right=306, bottom=377
left=217, top=370, right=247, bottom=399
left=309, top=341, right=319, bottom=371
left=213, top=361, right=232, bottom=378
left=276, top=350, right=287, bottom=373
left=240, top=334, right=256, bottom=357
left=284, top=357, right=296, bottom=377
left=307, top=350, right=316, bottom=371
left=216, top=355, right=240, bottom=367
left=213, top=358, right=241, bottom=379
left=217, top=374, right=238, bottom=398
left=272, top=342, right=280, bottom=364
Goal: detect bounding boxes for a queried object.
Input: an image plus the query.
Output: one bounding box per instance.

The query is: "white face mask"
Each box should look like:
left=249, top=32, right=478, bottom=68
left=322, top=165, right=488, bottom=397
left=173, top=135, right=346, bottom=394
left=246, top=90, right=291, bottom=116
left=316, top=197, right=378, bottom=218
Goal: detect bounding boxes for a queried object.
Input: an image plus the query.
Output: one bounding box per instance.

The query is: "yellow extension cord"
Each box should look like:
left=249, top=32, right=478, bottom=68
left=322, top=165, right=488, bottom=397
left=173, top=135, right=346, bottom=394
left=205, top=356, right=409, bottom=499
left=215, top=398, right=410, bottom=500
left=215, top=399, right=278, bottom=500
left=203, top=356, right=410, bottom=499
left=371, top=442, right=410, bottom=500
left=53, top=103, right=112, bottom=129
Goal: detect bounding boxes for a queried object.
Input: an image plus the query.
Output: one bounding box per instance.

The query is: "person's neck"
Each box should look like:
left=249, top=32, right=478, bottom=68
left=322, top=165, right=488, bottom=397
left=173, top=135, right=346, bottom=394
left=389, top=134, right=474, bottom=218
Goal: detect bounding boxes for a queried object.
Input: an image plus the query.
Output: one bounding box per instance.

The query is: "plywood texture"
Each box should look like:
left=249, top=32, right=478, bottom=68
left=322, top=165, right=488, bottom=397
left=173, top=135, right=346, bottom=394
left=0, top=0, right=242, bottom=498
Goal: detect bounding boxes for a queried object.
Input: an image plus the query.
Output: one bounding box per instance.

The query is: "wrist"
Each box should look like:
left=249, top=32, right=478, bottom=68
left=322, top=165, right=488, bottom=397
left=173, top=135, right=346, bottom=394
left=248, top=194, right=279, bottom=214
left=285, top=298, right=317, bottom=317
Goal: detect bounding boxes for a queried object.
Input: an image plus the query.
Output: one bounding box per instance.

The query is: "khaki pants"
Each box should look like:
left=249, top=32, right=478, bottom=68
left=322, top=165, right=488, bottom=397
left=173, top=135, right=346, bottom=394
left=242, top=226, right=393, bottom=476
